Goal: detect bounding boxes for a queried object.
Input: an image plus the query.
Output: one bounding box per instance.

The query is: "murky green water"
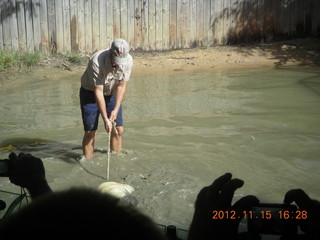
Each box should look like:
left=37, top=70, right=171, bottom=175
left=1, top=66, right=319, bottom=232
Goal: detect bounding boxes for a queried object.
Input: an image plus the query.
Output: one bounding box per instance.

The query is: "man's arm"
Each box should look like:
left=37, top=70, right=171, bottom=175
left=109, top=81, right=127, bottom=122
left=94, top=86, right=112, bottom=132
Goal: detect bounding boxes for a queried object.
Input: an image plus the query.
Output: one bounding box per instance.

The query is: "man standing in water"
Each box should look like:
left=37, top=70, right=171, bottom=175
left=80, top=39, right=133, bottom=158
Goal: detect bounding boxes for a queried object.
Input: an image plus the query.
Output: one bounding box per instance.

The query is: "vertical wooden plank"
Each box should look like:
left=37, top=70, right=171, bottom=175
left=207, top=0, right=214, bottom=46
left=229, top=0, right=238, bottom=44
left=222, top=0, right=230, bottom=45
left=176, top=0, right=183, bottom=49
left=209, top=0, right=214, bottom=45
left=113, top=0, right=121, bottom=39
left=243, top=0, right=251, bottom=42
left=298, top=0, right=306, bottom=37
left=40, top=0, right=49, bottom=53
left=305, top=0, right=313, bottom=36
left=16, top=0, right=27, bottom=51
left=213, top=0, right=222, bottom=44
left=272, top=0, right=278, bottom=39
left=288, top=0, right=294, bottom=36
left=185, top=0, right=190, bottom=49
left=283, top=0, right=291, bottom=37
left=84, top=0, right=92, bottom=53
left=141, top=0, right=149, bottom=50
left=203, top=0, right=211, bottom=46
left=62, top=0, right=71, bottom=53
left=257, top=0, right=264, bottom=41
left=155, top=0, right=162, bottom=50
left=189, top=0, right=197, bottom=47
left=196, top=0, right=204, bottom=46
left=120, top=0, right=128, bottom=40
left=295, top=0, right=302, bottom=37
left=162, top=0, right=170, bottom=50
left=106, top=0, right=113, bottom=47
left=1, top=0, right=13, bottom=50
left=0, top=5, right=3, bottom=51
left=220, top=0, right=226, bottom=44
left=99, top=0, right=107, bottom=49
left=275, top=0, right=283, bottom=38
left=211, top=0, right=217, bottom=44
left=70, top=0, right=79, bottom=52
left=31, top=0, right=41, bottom=51
left=47, top=0, right=56, bottom=53
left=177, top=0, right=189, bottom=49
left=1, top=3, right=9, bottom=50
left=184, top=0, right=190, bottom=48
left=169, top=0, right=177, bottom=49
left=289, top=0, right=298, bottom=37
left=244, top=0, right=251, bottom=41
left=25, top=0, right=35, bottom=51
left=236, top=0, right=243, bottom=43
left=134, top=0, right=143, bottom=49
left=127, top=0, right=135, bottom=48
left=91, top=0, right=99, bottom=52
left=248, top=0, right=257, bottom=41
left=317, top=0, right=320, bottom=36
left=148, top=0, right=156, bottom=50
left=219, top=0, right=225, bottom=44
left=318, top=0, right=320, bottom=36
left=263, top=0, right=275, bottom=41
left=303, top=0, right=308, bottom=36
left=9, top=0, right=19, bottom=51
left=55, top=0, right=63, bottom=52
left=77, top=0, right=85, bottom=53
left=2, top=0, right=13, bottom=50
left=314, top=0, right=320, bottom=36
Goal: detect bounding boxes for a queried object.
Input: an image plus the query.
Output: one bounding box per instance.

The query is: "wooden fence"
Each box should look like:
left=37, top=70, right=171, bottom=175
left=0, top=0, right=319, bottom=54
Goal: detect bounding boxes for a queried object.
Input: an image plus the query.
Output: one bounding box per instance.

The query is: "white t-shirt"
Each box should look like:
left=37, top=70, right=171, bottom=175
left=81, top=49, right=133, bottom=96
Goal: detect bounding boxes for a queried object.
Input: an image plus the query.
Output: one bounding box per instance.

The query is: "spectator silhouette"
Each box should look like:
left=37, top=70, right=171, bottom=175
left=284, top=189, right=320, bottom=240
left=187, top=173, right=320, bottom=240
left=0, top=187, right=165, bottom=238
left=187, top=172, right=260, bottom=240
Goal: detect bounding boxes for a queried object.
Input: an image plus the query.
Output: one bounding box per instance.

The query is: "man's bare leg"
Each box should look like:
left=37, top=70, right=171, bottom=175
left=111, top=126, right=123, bottom=153
left=82, top=130, right=97, bottom=159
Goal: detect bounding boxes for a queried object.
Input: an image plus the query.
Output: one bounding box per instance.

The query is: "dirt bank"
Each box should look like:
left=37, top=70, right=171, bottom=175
left=1, top=38, right=319, bottom=87
left=132, top=38, right=320, bottom=74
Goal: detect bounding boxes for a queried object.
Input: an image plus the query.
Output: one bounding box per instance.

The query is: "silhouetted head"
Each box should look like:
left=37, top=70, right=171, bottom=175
left=0, top=187, right=165, bottom=239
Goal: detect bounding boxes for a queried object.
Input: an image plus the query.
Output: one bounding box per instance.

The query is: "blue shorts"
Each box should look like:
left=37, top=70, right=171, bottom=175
left=80, top=87, right=123, bottom=131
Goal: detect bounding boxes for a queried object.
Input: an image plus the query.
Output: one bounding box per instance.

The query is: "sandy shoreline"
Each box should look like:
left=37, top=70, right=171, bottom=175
left=1, top=38, right=319, bottom=87
left=132, top=37, right=320, bottom=74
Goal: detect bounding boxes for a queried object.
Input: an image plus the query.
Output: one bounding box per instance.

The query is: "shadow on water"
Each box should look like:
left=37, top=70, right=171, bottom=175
left=0, top=137, right=81, bottom=162
left=299, top=74, right=320, bottom=96
left=0, top=137, right=108, bottom=180
left=277, top=67, right=320, bottom=96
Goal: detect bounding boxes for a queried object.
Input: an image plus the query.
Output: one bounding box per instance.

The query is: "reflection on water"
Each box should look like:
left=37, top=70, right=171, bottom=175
left=0, top=66, right=319, bottom=231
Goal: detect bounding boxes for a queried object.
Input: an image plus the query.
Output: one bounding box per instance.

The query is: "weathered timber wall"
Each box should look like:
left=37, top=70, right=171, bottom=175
left=0, top=0, right=319, bottom=54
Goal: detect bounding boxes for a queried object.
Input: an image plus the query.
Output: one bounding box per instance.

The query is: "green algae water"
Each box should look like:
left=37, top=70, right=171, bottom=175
left=0, top=66, right=319, bottom=234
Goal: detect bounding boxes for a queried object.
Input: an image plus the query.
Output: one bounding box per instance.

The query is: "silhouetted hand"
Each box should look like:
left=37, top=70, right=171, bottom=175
left=284, top=189, right=320, bottom=240
left=8, top=152, right=52, bottom=199
left=188, top=173, right=260, bottom=240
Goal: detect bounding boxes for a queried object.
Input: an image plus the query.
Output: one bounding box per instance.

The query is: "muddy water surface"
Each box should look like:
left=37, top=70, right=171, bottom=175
left=1, top=66, right=319, bottom=233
